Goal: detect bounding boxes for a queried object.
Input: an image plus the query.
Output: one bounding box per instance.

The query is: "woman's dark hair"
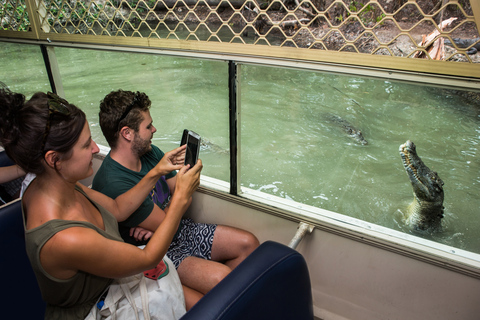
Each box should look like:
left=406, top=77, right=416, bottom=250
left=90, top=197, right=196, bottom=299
left=0, top=87, right=86, bottom=175
left=99, top=90, right=151, bottom=149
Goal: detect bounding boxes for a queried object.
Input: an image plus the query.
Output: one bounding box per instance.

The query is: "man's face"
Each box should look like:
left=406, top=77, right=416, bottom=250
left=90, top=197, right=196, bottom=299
left=131, top=110, right=156, bottom=157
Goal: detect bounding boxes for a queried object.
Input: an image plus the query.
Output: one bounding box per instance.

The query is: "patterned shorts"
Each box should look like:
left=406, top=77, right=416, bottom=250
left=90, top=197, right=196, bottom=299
left=166, top=218, right=217, bottom=268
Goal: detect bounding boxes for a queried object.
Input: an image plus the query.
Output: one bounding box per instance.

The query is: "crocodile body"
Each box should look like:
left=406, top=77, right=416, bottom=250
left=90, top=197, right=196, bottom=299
left=325, top=114, right=368, bottom=145
left=399, top=140, right=444, bottom=231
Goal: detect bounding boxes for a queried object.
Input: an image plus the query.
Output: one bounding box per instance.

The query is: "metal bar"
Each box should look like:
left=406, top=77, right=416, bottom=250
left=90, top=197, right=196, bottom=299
left=228, top=60, right=239, bottom=195
left=2, top=38, right=478, bottom=91
left=471, top=0, right=480, bottom=37
left=24, top=0, right=41, bottom=39
left=19, top=32, right=480, bottom=79
left=40, top=44, right=56, bottom=93
left=288, top=222, right=315, bottom=249
left=39, top=45, right=64, bottom=96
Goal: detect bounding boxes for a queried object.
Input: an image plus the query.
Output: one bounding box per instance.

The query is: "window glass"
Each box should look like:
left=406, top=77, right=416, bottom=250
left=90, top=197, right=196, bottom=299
left=0, top=41, right=50, bottom=96
left=240, top=64, right=480, bottom=254
left=54, top=47, right=230, bottom=181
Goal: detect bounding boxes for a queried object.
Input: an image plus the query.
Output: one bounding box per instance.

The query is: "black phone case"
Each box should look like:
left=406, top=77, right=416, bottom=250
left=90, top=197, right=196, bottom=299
left=181, top=129, right=201, bottom=167
left=180, top=129, right=189, bottom=146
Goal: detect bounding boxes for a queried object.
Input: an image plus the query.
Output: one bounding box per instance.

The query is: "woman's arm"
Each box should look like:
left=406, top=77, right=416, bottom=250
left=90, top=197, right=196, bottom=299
left=164, top=175, right=193, bottom=213
left=51, top=160, right=202, bottom=279
left=166, top=175, right=176, bottom=195
left=0, top=165, right=25, bottom=184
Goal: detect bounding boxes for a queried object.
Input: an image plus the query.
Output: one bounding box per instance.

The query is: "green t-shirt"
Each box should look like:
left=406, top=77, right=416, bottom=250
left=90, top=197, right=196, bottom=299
left=92, top=145, right=176, bottom=243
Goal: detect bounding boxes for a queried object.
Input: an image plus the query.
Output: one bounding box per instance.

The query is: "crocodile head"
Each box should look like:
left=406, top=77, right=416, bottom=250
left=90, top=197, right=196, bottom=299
left=345, top=127, right=368, bottom=145
left=399, top=140, right=444, bottom=230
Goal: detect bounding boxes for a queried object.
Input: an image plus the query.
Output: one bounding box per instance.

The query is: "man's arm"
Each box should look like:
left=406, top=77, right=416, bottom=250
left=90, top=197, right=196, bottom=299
left=79, top=146, right=186, bottom=221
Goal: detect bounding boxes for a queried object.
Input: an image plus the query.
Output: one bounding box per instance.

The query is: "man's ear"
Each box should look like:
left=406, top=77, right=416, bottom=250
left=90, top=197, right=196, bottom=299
left=120, top=126, right=133, bottom=142
left=44, top=151, right=60, bottom=170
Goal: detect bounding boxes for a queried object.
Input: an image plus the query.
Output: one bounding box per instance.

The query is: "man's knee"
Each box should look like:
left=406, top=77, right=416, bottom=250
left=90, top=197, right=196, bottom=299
left=178, top=258, right=231, bottom=293
left=211, top=263, right=232, bottom=285
left=242, top=231, right=260, bottom=254
left=211, top=226, right=259, bottom=262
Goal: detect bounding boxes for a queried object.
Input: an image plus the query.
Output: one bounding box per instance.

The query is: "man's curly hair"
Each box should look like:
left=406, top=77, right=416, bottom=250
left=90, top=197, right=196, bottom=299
left=99, top=90, right=151, bottom=149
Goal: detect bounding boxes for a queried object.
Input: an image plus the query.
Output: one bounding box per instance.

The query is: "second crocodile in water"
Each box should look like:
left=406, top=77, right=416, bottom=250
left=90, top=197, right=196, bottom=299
left=324, top=114, right=368, bottom=145
left=399, top=140, right=444, bottom=231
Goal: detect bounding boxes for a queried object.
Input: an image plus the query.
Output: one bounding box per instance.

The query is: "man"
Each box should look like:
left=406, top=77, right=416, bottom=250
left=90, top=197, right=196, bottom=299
left=92, top=90, right=259, bottom=310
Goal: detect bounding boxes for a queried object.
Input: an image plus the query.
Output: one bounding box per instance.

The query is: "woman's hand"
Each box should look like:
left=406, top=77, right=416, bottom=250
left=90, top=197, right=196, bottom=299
left=154, top=145, right=186, bottom=176
left=174, top=159, right=203, bottom=200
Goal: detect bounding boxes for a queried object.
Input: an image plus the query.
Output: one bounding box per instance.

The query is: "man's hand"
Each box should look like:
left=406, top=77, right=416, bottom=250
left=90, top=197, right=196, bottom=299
left=155, top=145, right=186, bottom=176
left=130, top=226, right=153, bottom=242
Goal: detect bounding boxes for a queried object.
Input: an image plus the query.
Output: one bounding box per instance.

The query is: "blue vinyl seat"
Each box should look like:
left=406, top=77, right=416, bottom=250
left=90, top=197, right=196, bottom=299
left=0, top=199, right=46, bottom=318
left=181, top=239, right=314, bottom=320
left=0, top=199, right=313, bottom=319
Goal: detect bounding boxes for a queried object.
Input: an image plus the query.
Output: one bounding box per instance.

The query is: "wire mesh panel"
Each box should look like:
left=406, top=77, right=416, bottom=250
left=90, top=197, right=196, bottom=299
left=1, top=1, right=480, bottom=75
left=1, top=0, right=30, bottom=31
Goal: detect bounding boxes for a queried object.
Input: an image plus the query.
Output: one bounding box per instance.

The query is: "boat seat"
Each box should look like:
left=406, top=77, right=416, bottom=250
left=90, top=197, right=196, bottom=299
left=0, top=199, right=46, bottom=318
left=181, top=239, right=314, bottom=320
left=0, top=199, right=313, bottom=320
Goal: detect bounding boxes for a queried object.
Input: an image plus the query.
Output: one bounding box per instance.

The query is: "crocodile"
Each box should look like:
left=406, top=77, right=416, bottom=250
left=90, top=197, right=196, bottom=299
left=444, top=37, right=480, bottom=55
left=399, top=140, right=444, bottom=231
left=324, top=114, right=368, bottom=145
left=201, top=138, right=229, bottom=154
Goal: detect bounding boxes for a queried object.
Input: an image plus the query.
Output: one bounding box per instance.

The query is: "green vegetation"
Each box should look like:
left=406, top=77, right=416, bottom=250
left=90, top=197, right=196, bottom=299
left=1, top=2, right=30, bottom=31
left=347, top=1, right=386, bottom=25
left=45, top=0, right=105, bottom=30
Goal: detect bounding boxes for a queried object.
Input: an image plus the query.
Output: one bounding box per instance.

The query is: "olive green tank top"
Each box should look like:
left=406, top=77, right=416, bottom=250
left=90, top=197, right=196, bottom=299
left=23, top=185, right=124, bottom=320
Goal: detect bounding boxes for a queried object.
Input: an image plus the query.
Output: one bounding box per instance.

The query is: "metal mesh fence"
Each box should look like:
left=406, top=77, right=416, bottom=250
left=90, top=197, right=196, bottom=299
left=1, top=1, right=480, bottom=66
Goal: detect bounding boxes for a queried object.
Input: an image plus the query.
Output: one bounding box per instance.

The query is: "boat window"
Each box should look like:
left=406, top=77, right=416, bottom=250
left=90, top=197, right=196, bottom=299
left=240, top=63, right=480, bottom=255
left=53, top=47, right=230, bottom=182
left=0, top=42, right=50, bottom=95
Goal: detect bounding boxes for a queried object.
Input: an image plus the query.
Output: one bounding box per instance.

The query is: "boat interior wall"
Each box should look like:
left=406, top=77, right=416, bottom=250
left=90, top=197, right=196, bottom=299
left=186, top=188, right=480, bottom=320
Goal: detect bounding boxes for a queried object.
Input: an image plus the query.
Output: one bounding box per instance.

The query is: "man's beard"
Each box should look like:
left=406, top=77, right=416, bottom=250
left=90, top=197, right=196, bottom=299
left=132, top=133, right=152, bottom=157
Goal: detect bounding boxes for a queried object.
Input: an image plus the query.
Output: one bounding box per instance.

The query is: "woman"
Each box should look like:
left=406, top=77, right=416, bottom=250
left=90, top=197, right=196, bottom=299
left=0, top=88, right=202, bottom=320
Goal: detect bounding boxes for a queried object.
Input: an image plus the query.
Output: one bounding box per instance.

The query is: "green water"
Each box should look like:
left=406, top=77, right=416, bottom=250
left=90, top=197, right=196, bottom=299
left=1, top=41, right=479, bottom=255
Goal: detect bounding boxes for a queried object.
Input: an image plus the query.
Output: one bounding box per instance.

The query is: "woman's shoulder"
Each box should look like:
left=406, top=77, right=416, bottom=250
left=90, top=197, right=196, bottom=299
left=23, top=181, right=81, bottom=230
